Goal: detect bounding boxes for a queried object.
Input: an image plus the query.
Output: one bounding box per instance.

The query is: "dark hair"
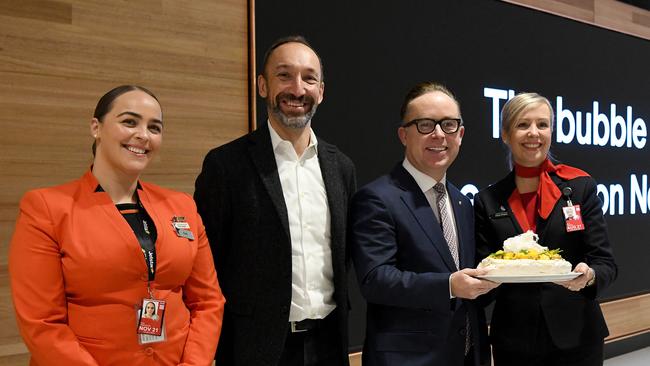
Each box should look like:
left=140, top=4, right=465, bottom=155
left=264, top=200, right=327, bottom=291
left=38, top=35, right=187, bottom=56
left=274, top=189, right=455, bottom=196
left=399, top=82, right=461, bottom=121
left=145, top=301, right=156, bottom=315
left=260, top=35, right=324, bottom=81
left=92, top=85, right=160, bottom=156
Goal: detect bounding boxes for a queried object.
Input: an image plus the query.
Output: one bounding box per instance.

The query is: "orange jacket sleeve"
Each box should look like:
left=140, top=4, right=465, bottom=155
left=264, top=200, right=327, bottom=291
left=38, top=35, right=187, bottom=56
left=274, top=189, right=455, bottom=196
left=9, top=190, right=100, bottom=365
left=178, top=195, right=225, bottom=366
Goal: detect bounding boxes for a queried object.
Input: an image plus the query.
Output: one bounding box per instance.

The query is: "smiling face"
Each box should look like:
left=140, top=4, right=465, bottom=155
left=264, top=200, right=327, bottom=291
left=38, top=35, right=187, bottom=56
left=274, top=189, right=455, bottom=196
left=503, top=102, right=552, bottom=167
left=398, top=91, right=464, bottom=181
left=145, top=302, right=156, bottom=316
left=90, top=90, right=163, bottom=178
left=257, top=42, right=324, bottom=131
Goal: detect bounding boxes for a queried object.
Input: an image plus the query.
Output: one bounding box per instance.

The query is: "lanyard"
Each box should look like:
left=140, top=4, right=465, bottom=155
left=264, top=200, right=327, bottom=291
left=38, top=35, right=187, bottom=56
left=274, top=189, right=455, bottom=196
left=142, top=247, right=156, bottom=282
left=137, top=200, right=157, bottom=282
left=107, top=186, right=158, bottom=286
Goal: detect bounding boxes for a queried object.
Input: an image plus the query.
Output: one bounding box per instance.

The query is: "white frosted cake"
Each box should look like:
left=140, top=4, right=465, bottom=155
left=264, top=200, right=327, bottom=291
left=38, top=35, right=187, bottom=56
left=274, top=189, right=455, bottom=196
left=478, top=231, right=572, bottom=276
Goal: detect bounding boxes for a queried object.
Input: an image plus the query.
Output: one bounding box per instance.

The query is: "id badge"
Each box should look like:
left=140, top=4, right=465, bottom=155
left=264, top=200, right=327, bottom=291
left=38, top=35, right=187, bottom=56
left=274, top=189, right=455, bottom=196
left=137, top=299, right=166, bottom=344
left=563, top=204, right=585, bottom=232
left=172, top=216, right=195, bottom=241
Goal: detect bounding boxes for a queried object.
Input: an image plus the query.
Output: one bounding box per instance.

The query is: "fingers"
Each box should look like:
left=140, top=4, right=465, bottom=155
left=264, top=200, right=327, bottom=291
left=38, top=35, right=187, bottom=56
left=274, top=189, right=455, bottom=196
left=558, top=274, right=589, bottom=291
left=482, top=280, right=501, bottom=289
left=565, top=283, right=583, bottom=291
left=459, top=267, right=490, bottom=276
left=573, top=262, right=590, bottom=275
left=451, top=271, right=500, bottom=299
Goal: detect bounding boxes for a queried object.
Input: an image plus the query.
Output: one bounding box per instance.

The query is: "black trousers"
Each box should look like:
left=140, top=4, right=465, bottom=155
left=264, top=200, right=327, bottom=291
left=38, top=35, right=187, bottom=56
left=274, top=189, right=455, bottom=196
left=278, top=312, right=345, bottom=366
left=493, top=316, right=604, bottom=366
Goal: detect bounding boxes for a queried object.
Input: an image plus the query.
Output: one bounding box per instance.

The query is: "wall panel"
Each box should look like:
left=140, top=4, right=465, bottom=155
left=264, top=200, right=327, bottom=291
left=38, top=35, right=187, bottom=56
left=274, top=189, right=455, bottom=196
left=507, top=0, right=650, bottom=39
left=0, top=0, right=248, bottom=362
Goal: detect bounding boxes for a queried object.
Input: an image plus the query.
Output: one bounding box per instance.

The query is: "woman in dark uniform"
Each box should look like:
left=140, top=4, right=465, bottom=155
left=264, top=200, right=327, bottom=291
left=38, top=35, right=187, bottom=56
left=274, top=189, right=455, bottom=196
left=474, top=92, right=617, bottom=366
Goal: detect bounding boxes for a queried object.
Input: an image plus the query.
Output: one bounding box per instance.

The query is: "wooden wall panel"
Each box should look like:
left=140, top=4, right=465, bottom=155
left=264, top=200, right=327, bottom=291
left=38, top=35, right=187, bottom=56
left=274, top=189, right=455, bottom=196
left=506, top=0, right=650, bottom=40
left=0, top=0, right=73, bottom=24
left=349, top=352, right=361, bottom=366
left=595, top=0, right=650, bottom=39
left=602, top=294, right=650, bottom=341
left=0, top=0, right=248, bottom=362
left=505, top=0, right=595, bottom=22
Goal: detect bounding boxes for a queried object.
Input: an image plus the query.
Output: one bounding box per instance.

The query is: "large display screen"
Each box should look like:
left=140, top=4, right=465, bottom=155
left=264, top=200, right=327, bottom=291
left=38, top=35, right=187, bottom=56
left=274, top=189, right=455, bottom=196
left=255, top=0, right=650, bottom=349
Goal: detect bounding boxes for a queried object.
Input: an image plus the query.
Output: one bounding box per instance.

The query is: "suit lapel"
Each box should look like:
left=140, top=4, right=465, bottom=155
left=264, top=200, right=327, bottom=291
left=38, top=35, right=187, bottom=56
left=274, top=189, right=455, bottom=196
left=391, top=165, right=458, bottom=271
left=247, top=124, right=291, bottom=240
left=81, top=171, right=148, bottom=272
left=318, top=142, right=343, bottom=244
left=317, top=142, right=346, bottom=282
left=497, top=173, right=525, bottom=235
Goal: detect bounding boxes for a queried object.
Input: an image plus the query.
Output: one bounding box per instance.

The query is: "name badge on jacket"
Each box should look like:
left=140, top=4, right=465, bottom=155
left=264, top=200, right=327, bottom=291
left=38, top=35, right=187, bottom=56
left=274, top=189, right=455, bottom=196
left=563, top=205, right=585, bottom=232
left=171, top=216, right=194, bottom=240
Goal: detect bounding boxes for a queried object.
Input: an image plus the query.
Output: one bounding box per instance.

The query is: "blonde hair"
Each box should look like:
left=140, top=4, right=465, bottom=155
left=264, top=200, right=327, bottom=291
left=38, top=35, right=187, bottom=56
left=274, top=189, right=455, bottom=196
left=501, top=92, right=554, bottom=135
left=500, top=92, right=555, bottom=168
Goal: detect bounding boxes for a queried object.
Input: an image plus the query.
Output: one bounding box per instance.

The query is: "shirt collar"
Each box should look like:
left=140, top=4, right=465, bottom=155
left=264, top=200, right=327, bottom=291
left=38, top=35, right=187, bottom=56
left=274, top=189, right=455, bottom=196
left=268, top=120, right=318, bottom=154
left=88, top=166, right=143, bottom=192
left=402, top=158, right=446, bottom=194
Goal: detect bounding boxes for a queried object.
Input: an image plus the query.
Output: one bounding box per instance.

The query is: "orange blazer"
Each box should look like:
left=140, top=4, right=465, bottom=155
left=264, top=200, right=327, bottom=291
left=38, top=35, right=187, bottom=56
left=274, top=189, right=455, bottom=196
left=9, top=170, right=225, bottom=366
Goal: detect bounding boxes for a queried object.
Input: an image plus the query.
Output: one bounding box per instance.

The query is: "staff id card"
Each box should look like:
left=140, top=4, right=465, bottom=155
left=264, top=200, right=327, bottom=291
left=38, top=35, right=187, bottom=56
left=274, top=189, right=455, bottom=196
left=563, top=204, right=585, bottom=232
left=137, top=298, right=166, bottom=344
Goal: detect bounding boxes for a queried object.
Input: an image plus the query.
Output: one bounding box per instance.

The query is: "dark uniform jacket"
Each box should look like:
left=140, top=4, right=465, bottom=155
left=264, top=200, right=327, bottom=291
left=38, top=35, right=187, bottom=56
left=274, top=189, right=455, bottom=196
left=474, top=171, right=617, bottom=352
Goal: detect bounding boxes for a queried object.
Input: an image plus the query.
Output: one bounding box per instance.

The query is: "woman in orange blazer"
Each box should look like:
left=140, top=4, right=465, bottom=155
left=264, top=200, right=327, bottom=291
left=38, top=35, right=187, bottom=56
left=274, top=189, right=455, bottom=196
left=9, top=85, right=225, bottom=365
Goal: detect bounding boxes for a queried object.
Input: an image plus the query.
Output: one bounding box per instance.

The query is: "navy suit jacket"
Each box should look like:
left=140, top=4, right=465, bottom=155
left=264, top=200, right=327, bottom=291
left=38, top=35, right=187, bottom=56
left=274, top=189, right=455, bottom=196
left=350, top=164, right=489, bottom=366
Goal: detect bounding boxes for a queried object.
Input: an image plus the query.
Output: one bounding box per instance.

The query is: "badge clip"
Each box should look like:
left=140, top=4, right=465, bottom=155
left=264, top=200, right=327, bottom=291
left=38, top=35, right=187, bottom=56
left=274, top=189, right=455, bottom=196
left=561, top=187, right=584, bottom=232
left=171, top=216, right=194, bottom=240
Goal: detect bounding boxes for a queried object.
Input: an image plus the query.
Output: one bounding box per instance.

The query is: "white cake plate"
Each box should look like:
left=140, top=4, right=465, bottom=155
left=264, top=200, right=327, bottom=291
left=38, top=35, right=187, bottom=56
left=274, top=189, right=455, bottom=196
left=476, top=272, right=581, bottom=283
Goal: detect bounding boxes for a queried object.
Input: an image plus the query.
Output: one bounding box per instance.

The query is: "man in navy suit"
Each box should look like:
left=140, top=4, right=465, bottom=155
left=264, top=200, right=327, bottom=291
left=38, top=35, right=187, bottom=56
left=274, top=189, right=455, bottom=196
left=349, top=82, right=499, bottom=366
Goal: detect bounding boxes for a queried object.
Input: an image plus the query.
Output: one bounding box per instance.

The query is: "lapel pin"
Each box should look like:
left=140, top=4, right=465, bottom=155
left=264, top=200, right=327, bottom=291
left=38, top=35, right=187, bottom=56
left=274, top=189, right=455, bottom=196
left=171, top=216, right=194, bottom=241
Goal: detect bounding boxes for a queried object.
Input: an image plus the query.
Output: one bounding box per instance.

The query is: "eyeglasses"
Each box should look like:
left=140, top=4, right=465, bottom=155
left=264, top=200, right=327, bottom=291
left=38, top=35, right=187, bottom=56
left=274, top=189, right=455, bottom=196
left=401, top=118, right=463, bottom=134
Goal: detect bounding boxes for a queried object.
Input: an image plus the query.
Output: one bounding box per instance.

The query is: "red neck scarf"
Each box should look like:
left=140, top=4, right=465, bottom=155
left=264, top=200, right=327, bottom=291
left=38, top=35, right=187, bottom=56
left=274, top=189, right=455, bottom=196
left=507, top=158, right=589, bottom=231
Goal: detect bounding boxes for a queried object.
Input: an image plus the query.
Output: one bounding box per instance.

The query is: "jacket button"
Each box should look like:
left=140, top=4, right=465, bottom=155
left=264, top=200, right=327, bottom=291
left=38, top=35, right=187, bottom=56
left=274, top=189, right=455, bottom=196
left=459, top=328, right=467, bottom=336
left=145, top=347, right=154, bottom=356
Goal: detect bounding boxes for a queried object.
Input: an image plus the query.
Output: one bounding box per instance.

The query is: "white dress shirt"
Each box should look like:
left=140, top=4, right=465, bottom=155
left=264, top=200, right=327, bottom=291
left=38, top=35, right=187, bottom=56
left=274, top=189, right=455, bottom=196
left=402, top=158, right=459, bottom=298
left=269, top=122, right=335, bottom=322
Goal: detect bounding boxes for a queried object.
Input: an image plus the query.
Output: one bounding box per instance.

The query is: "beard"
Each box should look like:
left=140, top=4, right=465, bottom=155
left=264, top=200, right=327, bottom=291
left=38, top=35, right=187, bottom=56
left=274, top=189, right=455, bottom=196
left=267, top=92, right=318, bottom=129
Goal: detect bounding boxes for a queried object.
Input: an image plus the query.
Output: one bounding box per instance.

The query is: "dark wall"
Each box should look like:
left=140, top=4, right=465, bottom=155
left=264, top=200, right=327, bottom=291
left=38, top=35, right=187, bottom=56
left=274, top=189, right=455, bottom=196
left=255, top=0, right=650, bottom=350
